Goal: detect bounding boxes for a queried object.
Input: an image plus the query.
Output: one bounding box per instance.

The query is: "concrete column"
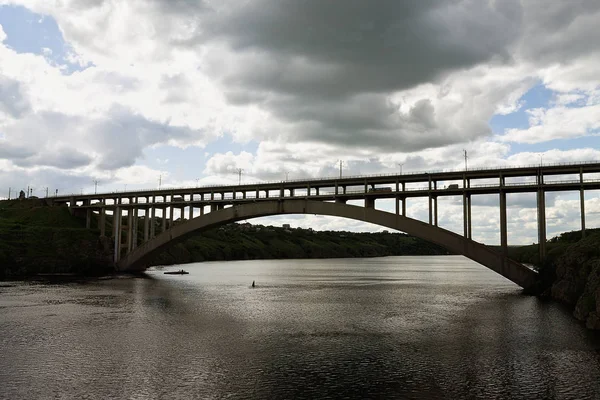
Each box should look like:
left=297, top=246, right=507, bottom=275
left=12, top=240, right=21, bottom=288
left=162, top=208, right=167, bottom=232
left=200, top=205, right=205, bottom=215
left=99, top=208, right=106, bottom=236
left=433, top=196, right=438, bottom=226
left=500, top=190, right=508, bottom=255
left=113, top=207, right=121, bottom=263
left=580, top=168, right=586, bottom=239
left=463, top=193, right=468, bottom=238
left=580, top=188, right=586, bottom=239
left=343, top=186, right=346, bottom=194
left=307, top=185, right=310, bottom=197
left=265, top=190, right=269, bottom=198
left=132, top=208, right=138, bottom=249
left=256, top=188, right=259, bottom=198
left=127, top=210, right=133, bottom=253
left=364, top=181, right=368, bottom=193
left=402, top=197, right=406, bottom=216
left=335, top=183, right=338, bottom=195
left=169, top=205, right=174, bottom=227
left=188, top=206, right=193, bottom=220
left=428, top=195, right=433, bottom=225
left=365, top=197, right=375, bottom=209
left=243, top=191, right=246, bottom=199
left=290, top=188, right=294, bottom=197
left=150, top=204, right=156, bottom=239
left=537, top=189, right=546, bottom=263
left=395, top=196, right=399, bottom=215
left=144, top=209, right=150, bottom=242
left=280, top=186, right=284, bottom=198
left=395, top=179, right=399, bottom=192
left=316, top=187, right=320, bottom=196
left=86, top=209, right=92, bottom=229
left=211, top=191, right=214, bottom=200
left=467, top=195, right=472, bottom=240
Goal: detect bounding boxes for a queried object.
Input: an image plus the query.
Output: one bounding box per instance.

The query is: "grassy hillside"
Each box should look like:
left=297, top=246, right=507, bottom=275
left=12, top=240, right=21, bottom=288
left=0, top=199, right=112, bottom=278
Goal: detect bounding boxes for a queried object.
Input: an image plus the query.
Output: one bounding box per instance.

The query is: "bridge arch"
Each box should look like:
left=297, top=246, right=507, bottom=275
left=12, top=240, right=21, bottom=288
left=118, top=200, right=537, bottom=289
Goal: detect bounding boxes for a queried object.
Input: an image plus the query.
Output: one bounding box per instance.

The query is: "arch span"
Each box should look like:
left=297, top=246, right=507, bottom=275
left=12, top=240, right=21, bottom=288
left=118, top=200, right=537, bottom=289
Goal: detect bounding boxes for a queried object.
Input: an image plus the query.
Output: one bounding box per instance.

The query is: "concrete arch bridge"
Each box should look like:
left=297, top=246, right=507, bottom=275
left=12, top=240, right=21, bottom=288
left=117, top=200, right=538, bottom=289
left=51, top=162, right=600, bottom=290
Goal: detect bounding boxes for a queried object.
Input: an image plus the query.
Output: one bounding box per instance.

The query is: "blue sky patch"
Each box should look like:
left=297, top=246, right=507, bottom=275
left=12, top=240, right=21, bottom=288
left=0, top=5, right=88, bottom=73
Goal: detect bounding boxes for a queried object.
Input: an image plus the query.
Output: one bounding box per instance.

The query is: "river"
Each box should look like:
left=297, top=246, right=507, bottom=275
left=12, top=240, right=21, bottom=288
left=1, top=256, right=599, bottom=399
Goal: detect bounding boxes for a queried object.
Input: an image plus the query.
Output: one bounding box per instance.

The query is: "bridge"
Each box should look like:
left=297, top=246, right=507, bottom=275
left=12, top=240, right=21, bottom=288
left=49, top=161, right=600, bottom=290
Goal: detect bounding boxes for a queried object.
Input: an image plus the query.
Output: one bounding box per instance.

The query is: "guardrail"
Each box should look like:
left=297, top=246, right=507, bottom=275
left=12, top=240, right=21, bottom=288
left=42, top=160, right=600, bottom=198
left=76, top=178, right=600, bottom=206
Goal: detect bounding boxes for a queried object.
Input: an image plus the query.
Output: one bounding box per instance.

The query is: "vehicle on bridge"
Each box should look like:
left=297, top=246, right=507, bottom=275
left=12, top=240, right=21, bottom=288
left=368, top=187, right=392, bottom=193
left=447, top=184, right=459, bottom=189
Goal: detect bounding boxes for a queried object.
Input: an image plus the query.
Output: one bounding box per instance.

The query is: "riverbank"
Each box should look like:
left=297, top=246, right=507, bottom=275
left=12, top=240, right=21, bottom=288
left=511, top=229, right=600, bottom=330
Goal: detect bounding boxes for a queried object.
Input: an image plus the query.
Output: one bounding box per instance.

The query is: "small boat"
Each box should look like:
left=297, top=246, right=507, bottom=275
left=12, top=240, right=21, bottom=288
left=164, top=269, right=189, bottom=275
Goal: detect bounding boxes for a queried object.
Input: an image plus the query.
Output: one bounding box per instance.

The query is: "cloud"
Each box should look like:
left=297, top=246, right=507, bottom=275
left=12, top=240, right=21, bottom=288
left=0, top=76, right=30, bottom=118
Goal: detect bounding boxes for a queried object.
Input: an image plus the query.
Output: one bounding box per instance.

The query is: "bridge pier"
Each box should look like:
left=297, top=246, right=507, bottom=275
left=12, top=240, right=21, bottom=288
left=365, top=197, right=374, bottom=209
left=500, top=191, right=508, bottom=255
left=537, top=189, right=547, bottom=263
left=144, top=209, right=150, bottom=242
left=113, top=207, right=121, bottom=264
left=150, top=206, right=156, bottom=239
left=580, top=168, right=586, bottom=239
left=99, top=207, right=106, bottom=236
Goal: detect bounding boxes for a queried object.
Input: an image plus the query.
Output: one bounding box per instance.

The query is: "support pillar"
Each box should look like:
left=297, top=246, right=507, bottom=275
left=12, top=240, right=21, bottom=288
left=463, top=193, right=468, bottom=238
left=395, top=196, right=399, bottom=215
left=537, top=189, right=547, bottom=264
left=161, top=208, right=167, bottom=232
left=86, top=209, right=91, bottom=229
left=144, top=209, right=150, bottom=242
left=127, top=210, right=133, bottom=253
left=402, top=197, right=406, bottom=216
left=113, top=207, right=121, bottom=263
left=580, top=188, right=586, bottom=239
left=169, top=205, right=174, bottom=227
left=365, top=197, right=375, bottom=209
left=500, top=191, right=508, bottom=255
left=150, top=205, right=156, bottom=239
left=428, top=195, right=433, bottom=225
left=188, top=206, right=193, bottom=220
left=99, top=208, right=106, bottom=236
left=467, top=194, right=472, bottom=240
left=433, top=196, right=438, bottom=226
left=580, top=168, right=586, bottom=239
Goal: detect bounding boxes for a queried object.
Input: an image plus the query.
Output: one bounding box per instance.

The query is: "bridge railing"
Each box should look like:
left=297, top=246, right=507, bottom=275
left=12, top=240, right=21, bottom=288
left=49, top=160, right=600, bottom=198
left=79, top=178, right=600, bottom=205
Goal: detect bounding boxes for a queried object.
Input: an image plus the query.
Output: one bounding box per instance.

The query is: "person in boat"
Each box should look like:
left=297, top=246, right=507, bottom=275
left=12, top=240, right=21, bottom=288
left=252, top=280, right=255, bottom=288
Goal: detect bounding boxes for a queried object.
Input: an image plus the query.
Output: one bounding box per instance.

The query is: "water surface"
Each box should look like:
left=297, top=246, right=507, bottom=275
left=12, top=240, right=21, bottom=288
left=1, top=256, right=599, bottom=399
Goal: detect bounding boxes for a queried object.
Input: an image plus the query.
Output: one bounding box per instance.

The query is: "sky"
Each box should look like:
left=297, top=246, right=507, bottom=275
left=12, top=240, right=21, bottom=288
left=0, top=0, right=599, bottom=245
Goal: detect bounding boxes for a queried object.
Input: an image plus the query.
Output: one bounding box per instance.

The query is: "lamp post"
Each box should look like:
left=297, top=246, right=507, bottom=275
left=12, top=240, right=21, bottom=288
left=397, top=163, right=404, bottom=175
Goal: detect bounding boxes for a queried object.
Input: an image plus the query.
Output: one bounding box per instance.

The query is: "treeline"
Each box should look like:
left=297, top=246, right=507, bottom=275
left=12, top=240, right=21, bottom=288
left=151, top=223, right=450, bottom=265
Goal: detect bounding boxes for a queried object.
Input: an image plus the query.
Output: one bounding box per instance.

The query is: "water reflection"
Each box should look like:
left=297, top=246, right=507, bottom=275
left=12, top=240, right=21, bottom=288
left=1, top=256, right=599, bottom=399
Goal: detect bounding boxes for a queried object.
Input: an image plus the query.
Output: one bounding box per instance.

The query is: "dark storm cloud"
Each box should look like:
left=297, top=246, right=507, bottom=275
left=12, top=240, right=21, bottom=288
left=202, top=0, right=522, bottom=98
left=520, top=0, right=600, bottom=63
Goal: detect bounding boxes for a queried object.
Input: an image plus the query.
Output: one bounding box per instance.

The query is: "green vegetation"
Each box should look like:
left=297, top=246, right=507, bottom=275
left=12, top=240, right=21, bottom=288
left=151, top=223, right=449, bottom=266
left=0, top=199, right=112, bottom=278
left=508, top=228, right=600, bottom=268
left=0, top=199, right=449, bottom=278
